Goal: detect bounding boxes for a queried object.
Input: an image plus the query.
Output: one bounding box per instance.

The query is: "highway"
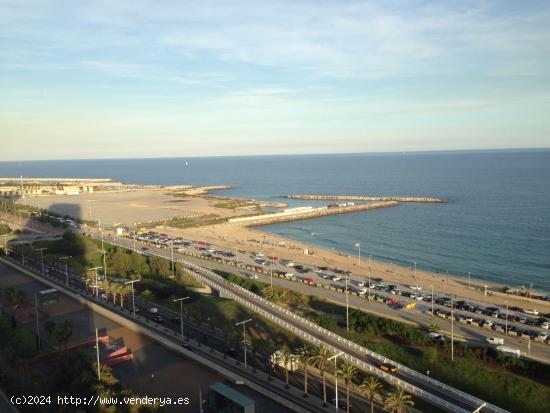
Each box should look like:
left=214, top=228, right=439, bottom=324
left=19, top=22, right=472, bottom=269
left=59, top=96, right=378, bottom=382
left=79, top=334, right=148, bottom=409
left=95, top=234, right=508, bottom=413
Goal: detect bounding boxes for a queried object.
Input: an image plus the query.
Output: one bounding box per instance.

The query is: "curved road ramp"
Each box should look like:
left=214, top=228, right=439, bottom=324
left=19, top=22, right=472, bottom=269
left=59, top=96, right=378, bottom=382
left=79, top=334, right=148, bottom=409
left=180, top=258, right=508, bottom=413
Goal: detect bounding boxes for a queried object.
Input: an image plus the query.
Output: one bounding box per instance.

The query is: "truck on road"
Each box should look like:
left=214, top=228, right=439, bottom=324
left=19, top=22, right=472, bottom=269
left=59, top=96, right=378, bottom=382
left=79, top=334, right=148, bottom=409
left=496, top=345, right=521, bottom=358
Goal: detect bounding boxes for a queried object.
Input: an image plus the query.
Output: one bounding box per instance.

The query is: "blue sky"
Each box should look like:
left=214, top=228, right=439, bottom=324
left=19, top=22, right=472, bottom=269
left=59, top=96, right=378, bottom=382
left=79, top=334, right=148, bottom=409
left=1, top=0, right=550, bottom=160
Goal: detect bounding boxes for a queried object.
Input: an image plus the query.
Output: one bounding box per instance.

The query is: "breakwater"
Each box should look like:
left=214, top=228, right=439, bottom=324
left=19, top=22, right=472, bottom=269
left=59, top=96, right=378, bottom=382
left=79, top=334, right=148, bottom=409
left=229, top=201, right=399, bottom=226
left=287, top=194, right=448, bottom=203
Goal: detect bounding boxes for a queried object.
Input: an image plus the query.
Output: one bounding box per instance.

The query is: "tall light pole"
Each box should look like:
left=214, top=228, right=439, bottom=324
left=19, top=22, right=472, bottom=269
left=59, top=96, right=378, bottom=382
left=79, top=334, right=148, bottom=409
left=270, top=254, right=274, bottom=291
left=414, top=261, right=417, bottom=279
left=174, top=296, right=190, bottom=343
left=451, top=294, right=455, bottom=363
left=505, top=301, right=509, bottom=336
left=34, top=293, right=41, bottom=350
left=125, top=279, right=140, bottom=317
left=355, top=243, right=360, bottom=265
left=35, top=247, right=47, bottom=275
left=1, top=234, right=8, bottom=256
left=235, top=318, right=252, bottom=368
left=89, top=266, right=102, bottom=299
left=96, top=328, right=101, bottom=381
left=468, top=271, right=471, bottom=289
left=328, top=351, right=344, bottom=412
left=430, top=285, right=434, bottom=316
left=345, top=273, right=349, bottom=331
left=99, top=219, right=107, bottom=281
left=58, top=256, right=72, bottom=285
left=171, top=241, right=175, bottom=278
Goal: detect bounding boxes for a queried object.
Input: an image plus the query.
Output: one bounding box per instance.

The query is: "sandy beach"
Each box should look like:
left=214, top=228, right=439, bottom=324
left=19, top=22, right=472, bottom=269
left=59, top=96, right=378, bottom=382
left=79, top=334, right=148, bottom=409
left=162, top=222, right=550, bottom=312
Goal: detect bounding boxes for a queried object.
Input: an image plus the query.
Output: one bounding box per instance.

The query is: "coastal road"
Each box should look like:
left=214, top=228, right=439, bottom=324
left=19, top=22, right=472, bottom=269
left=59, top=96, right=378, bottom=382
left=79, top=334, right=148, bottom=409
left=106, top=233, right=550, bottom=364
left=98, top=234, right=508, bottom=413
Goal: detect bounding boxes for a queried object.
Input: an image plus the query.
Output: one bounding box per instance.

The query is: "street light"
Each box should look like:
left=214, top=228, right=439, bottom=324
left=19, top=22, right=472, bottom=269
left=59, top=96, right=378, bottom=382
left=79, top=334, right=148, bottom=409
left=235, top=318, right=252, bottom=368
left=344, top=273, right=349, bottom=332
left=328, top=351, right=344, bottom=412
left=58, top=256, right=72, bottom=285
left=35, top=247, right=47, bottom=275
left=450, top=294, right=455, bottom=363
left=505, top=300, right=509, bottom=336
left=354, top=243, right=360, bottom=265
left=89, top=266, right=103, bottom=299
left=430, top=285, right=434, bottom=316
left=125, top=279, right=140, bottom=317
left=174, top=296, right=190, bottom=343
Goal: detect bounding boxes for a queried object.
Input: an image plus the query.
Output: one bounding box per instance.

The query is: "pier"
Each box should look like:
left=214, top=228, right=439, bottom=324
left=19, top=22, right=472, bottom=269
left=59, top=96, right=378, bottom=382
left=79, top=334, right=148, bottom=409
left=229, top=200, right=399, bottom=226
left=287, top=194, right=448, bottom=203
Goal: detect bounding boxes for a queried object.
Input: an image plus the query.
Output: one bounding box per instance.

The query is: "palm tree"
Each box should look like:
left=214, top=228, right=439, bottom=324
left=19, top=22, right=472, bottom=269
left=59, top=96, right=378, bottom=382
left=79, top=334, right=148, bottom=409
left=110, top=283, right=120, bottom=304
left=337, top=361, right=356, bottom=413
left=384, top=388, right=414, bottom=413
left=43, top=320, right=56, bottom=341
left=3, top=287, right=16, bottom=306
left=141, top=288, right=153, bottom=302
left=297, top=345, right=313, bottom=397
left=55, top=320, right=73, bottom=351
left=359, top=376, right=382, bottom=413
left=119, top=284, right=130, bottom=307
left=15, top=290, right=28, bottom=306
left=262, top=340, right=276, bottom=381
left=313, top=344, right=332, bottom=406
left=278, top=347, right=293, bottom=388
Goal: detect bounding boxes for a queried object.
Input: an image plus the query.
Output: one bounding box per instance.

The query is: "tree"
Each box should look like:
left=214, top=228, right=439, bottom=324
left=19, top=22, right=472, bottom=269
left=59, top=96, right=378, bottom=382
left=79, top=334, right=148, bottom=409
left=43, top=320, right=57, bottom=341
left=278, top=347, right=293, bottom=388
left=15, top=290, right=28, bottom=306
left=384, top=388, right=414, bottom=413
left=141, top=289, right=153, bottom=302
left=337, top=361, right=356, bottom=413
left=55, top=320, right=73, bottom=351
left=297, top=345, right=313, bottom=396
left=313, top=344, right=332, bottom=405
left=3, top=287, right=16, bottom=306
left=359, top=376, right=382, bottom=413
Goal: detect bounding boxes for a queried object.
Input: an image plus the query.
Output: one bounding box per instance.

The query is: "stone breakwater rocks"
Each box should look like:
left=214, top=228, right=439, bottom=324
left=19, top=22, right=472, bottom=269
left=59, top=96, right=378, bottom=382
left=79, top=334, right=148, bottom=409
left=287, top=194, right=448, bottom=203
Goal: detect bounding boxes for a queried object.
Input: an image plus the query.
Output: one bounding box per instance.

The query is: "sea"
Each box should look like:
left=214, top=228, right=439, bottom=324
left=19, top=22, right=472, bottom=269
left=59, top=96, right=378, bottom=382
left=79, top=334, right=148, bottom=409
left=1, top=149, right=549, bottom=292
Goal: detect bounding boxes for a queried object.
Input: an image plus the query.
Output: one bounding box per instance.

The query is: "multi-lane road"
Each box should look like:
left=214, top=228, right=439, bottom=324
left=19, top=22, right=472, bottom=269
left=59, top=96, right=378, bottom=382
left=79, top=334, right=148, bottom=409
left=93, top=232, right=508, bottom=413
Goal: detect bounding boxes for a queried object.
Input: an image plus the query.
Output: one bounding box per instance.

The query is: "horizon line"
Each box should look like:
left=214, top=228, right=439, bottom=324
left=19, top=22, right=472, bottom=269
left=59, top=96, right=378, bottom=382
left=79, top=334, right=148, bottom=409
left=1, top=146, right=550, bottom=163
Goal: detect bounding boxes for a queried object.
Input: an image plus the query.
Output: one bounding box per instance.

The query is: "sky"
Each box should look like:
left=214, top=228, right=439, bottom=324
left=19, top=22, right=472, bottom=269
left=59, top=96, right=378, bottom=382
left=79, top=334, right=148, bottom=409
left=1, top=0, right=550, bottom=161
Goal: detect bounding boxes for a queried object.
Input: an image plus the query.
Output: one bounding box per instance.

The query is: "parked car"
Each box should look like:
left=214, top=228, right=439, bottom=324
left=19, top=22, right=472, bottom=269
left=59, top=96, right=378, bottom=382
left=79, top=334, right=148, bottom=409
left=524, top=309, right=539, bottom=316
left=410, top=285, right=422, bottom=291
left=428, top=332, right=446, bottom=342
left=541, top=321, right=550, bottom=330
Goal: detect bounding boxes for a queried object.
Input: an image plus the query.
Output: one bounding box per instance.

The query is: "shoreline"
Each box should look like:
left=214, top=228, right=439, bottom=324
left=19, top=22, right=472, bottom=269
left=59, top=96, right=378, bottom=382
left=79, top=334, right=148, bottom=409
left=162, top=222, right=550, bottom=310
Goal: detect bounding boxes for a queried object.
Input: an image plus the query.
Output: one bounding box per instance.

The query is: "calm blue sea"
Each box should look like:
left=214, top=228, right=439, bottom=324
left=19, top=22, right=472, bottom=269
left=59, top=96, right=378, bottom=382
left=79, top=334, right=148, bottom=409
left=1, top=150, right=549, bottom=291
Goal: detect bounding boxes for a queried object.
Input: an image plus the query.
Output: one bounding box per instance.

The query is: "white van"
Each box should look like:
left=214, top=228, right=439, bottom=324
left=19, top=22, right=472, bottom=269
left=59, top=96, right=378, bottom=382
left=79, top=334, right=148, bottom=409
left=486, top=337, right=504, bottom=345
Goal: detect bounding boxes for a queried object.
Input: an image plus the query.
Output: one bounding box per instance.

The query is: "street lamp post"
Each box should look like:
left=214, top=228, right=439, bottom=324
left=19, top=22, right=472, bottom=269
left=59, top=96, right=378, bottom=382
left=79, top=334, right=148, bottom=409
left=505, top=301, right=509, bottom=336
left=235, top=319, right=252, bottom=368
left=451, top=294, right=455, bottom=362
left=328, top=351, right=344, bottom=412
left=345, top=273, right=349, bottom=331
left=58, top=256, right=72, bottom=285
left=35, top=247, right=47, bottom=275
left=414, top=261, right=417, bottom=279
left=174, top=296, right=190, bottom=343
left=430, top=285, right=434, bottom=316
left=125, top=279, right=140, bottom=317
left=34, top=294, right=41, bottom=350
left=355, top=243, right=360, bottom=265
left=89, top=266, right=103, bottom=299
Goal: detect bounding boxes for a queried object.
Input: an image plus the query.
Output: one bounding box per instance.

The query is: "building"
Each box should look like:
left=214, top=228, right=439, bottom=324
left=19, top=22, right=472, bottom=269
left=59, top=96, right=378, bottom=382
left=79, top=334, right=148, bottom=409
left=207, top=382, right=255, bottom=413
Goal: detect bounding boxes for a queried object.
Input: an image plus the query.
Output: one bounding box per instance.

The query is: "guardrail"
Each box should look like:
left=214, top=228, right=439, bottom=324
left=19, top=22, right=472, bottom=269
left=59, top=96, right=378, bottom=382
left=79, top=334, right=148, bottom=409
left=88, top=236, right=508, bottom=413
left=181, top=258, right=509, bottom=413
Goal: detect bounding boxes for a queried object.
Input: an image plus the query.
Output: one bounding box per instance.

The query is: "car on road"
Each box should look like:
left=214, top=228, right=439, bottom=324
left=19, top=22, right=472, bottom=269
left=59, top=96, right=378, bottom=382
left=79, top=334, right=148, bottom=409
left=148, top=307, right=159, bottom=314
left=378, top=362, right=398, bottom=373
left=246, top=273, right=259, bottom=280
left=153, top=315, right=164, bottom=323
left=524, top=309, right=539, bottom=316
left=486, top=337, right=504, bottom=345
left=428, top=332, right=446, bottom=342
left=410, top=285, right=422, bottom=291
